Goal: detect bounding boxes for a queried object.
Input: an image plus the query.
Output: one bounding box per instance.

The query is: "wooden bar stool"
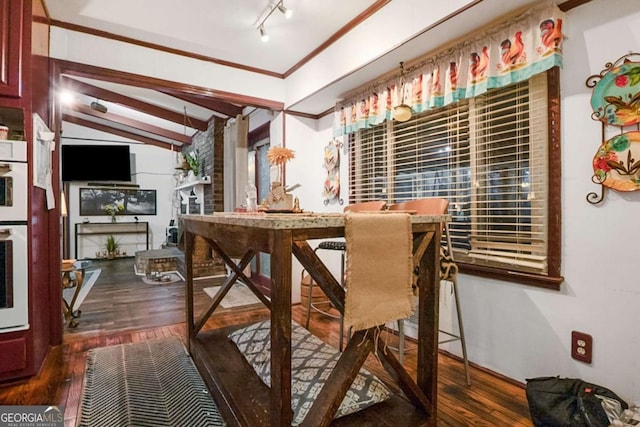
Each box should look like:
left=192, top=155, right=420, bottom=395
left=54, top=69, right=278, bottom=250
left=61, top=259, right=86, bottom=328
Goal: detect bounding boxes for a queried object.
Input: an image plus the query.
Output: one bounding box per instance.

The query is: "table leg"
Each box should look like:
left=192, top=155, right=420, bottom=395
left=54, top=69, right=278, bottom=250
left=269, top=229, right=293, bottom=426
left=184, top=230, right=195, bottom=353
left=417, top=228, right=441, bottom=426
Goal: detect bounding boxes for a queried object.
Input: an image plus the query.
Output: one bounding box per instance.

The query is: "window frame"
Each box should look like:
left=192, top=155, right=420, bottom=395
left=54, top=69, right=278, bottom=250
left=348, top=67, right=563, bottom=290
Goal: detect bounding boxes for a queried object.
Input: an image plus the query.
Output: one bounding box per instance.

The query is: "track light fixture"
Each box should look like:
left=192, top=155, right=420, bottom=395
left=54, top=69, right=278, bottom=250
left=90, top=99, right=108, bottom=113
left=259, top=25, right=269, bottom=42
left=256, top=1, right=292, bottom=42
left=277, top=3, right=292, bottom=19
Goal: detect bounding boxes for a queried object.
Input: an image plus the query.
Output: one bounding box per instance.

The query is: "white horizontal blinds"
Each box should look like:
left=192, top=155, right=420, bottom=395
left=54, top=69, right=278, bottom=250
left=464, top=73, right=548, bottom=273
left=389, top=103, right=472, bottom=253
left=351, top=124, right=388, bottom=201
left=350, top=72, right=549, bottom=274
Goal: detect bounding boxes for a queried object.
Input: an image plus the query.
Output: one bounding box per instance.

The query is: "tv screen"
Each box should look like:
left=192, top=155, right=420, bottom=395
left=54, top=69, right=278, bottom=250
left=62, top=145, right=132, bottom=182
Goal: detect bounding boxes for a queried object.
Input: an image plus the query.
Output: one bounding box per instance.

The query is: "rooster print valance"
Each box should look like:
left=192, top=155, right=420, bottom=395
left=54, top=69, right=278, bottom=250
left=333, top=2, right=564, bottom=137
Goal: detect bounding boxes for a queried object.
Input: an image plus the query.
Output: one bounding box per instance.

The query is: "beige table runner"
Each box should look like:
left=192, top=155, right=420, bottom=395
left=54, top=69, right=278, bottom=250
left=343, top=212, right=414, bottom=332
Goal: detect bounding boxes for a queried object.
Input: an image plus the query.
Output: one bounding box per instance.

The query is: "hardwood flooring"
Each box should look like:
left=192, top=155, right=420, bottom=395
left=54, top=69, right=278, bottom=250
left=0, top=258, right=533, bottom=426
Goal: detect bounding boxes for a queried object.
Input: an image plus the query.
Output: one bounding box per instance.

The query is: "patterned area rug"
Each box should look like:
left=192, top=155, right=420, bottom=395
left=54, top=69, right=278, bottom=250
left=79, top=337, right=225, bottom=427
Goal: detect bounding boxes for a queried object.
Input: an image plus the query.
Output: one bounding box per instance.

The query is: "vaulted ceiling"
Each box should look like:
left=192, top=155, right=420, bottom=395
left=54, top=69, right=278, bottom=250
left=42, top=0, right=581, bottom=150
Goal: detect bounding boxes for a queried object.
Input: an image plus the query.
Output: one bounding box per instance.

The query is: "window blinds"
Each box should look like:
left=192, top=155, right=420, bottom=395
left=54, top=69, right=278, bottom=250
left=350, top=73, right=549, bottom=275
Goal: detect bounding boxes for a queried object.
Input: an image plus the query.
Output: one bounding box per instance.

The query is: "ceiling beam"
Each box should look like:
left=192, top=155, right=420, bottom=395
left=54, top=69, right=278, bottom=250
left=558, top=0, right=592, bottom=12
left=158, top=89, right=243, bottom=118
left=62, top=114, right=176, bottom=151
left=54, top=58, right=284, bottom=111
left=61, top=76, right=209, bottom=131
left=68, top=104, right=192, bottom=144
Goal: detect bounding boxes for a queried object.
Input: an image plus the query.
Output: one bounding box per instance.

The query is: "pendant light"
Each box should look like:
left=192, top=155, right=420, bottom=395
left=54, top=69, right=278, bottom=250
left=393, top=62, right=413, bottom=122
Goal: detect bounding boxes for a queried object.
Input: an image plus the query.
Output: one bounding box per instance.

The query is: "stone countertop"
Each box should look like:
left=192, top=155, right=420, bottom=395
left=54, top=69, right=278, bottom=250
left=179, top=212, right=449, bottom=230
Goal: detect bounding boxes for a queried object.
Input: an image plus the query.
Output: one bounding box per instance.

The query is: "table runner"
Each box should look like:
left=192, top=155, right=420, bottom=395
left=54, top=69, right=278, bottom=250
left=343, top=212, right=414, bottom=331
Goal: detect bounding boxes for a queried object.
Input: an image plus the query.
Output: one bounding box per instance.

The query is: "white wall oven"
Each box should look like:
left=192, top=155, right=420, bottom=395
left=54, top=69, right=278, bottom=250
left=0, top=140, right=29, bottom=332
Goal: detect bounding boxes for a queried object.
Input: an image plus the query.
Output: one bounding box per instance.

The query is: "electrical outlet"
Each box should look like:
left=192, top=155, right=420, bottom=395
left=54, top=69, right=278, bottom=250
left=571, top=331, right=592, bottom=363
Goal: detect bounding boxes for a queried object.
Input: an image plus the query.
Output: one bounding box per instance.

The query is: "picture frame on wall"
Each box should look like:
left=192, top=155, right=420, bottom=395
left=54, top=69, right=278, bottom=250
left=79, top=187, right=157, bottom=216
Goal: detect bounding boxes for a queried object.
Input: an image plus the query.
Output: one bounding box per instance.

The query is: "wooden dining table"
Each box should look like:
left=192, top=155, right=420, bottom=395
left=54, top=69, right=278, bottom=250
left=180, top=211, right=447, bottom=427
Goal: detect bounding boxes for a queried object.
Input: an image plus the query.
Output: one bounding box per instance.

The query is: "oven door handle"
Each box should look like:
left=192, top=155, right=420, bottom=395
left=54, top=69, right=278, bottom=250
left=0, top=163, right=13, bottom=173
left=0, top=229, right=13, bottom=239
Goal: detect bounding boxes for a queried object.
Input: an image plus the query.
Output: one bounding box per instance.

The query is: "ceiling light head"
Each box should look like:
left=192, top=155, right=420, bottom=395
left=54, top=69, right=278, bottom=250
left=259, top=25, right=269, bottom=42
left=278, top=3, right=292, bottom=19
left=90, top=100, right=108, bottom=113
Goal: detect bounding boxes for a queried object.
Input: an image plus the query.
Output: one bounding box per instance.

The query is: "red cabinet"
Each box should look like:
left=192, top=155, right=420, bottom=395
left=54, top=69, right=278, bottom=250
left=0, top=0, right=58, bottom=385
left=0, top=0, right=23, bottom=98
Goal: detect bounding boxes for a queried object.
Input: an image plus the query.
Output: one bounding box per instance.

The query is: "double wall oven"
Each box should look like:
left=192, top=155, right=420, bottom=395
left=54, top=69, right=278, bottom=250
left=0, top=140, right=28, bottom=332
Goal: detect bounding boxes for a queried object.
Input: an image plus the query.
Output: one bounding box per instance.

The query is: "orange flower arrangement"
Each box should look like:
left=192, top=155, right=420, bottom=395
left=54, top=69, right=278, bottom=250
left=267, top=146, right=295, bottom=166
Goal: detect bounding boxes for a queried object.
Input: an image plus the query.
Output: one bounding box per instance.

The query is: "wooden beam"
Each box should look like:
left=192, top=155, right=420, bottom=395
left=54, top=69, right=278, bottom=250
left=62, top=114, right=175, bottom=151
left=54, top=59, right=284, bottom=111
left=284, top=109, right=321, bottom=120
left=61, top=76, right=208, bottom=131
left=558, top=0, right=592, bottom=12
left=159, top=89, right=243, bottom=118
left=69, top=104, right=192, bottom=144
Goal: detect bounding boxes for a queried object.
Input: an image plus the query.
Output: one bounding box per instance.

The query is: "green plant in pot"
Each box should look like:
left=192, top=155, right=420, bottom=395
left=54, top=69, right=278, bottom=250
left=186, top=150, right=200, bottom=177
left=105, top=235, right=119, bottom=258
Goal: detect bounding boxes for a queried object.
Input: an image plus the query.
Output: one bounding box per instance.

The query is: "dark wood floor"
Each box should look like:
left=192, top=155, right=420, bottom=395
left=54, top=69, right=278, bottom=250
left=0, top=258, right=533, bottom=426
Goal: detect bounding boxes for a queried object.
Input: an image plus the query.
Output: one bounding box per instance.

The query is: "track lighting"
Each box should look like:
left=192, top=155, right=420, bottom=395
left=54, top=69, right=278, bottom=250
left=259, top=25, right=269, bottom=42
left=278, top=3, right=292, bottom=19
left=90, top=100, right=108, bottom=113
left=256, top=1, right=292, bottom=42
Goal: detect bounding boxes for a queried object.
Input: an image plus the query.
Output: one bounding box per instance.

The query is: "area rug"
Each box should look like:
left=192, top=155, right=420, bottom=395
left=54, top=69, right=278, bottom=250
left=62, top=269, right=101, bottom=311
left=79, top=337, right=225, bottom=427
left=203, top=283, right=262, bottom=308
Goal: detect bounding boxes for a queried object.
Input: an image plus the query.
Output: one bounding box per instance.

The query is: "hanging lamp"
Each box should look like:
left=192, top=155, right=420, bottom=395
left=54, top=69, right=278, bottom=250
left=393, top=62, right=413, bottom=122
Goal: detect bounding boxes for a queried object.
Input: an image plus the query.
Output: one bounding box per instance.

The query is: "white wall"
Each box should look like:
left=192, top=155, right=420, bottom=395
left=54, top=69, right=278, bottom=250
left=63, top=123, right=177, bottom=259
left=283, top=0, right=640, bottom=404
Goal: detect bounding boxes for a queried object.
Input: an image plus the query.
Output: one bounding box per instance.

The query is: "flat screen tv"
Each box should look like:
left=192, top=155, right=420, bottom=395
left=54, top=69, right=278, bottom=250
left=62, top=145, right=132, bottom=182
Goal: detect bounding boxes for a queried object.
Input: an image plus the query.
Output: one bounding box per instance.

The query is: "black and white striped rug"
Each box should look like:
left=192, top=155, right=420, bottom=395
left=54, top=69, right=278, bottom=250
left=79, top=337, right=225, bottom=426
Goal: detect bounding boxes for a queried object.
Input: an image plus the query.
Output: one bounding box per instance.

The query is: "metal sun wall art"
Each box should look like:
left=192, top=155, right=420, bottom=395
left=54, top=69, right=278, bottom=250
left=587, top=52, right=640, bottom=204
left=323, top=140, right=343, bottom=205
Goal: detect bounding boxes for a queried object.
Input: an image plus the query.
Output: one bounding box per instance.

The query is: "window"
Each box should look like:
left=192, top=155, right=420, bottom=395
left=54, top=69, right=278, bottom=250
left=349, top=69, right=562, bottom=288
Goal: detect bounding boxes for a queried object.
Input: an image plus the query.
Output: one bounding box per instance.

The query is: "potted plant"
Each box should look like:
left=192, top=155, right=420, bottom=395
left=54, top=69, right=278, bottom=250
left=105, top=235, right=119, bottom=258
left=185, top=150, right=200, bottom=177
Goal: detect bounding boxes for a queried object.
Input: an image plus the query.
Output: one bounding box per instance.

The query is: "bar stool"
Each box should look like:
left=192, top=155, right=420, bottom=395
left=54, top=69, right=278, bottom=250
left=61, top=259, right=86, bottom=328
left=304, top=200, right=387, bottom=350
left=388, top=198, right=471, bottom=386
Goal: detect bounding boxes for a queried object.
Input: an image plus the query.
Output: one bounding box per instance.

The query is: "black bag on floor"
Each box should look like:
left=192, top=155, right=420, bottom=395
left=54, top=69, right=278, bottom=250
left=526, top=376, right=628, bottom=427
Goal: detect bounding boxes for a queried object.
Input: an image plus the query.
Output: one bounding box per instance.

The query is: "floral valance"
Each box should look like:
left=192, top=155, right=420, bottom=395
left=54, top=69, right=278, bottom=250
left=333, top=2, right=565, bottom=137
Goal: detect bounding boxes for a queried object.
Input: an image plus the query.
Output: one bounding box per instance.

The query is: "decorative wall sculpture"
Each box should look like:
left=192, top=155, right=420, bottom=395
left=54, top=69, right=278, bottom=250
left=587, top=52, right=640, bottom=204
left=323, top=140, right=343, bottom=205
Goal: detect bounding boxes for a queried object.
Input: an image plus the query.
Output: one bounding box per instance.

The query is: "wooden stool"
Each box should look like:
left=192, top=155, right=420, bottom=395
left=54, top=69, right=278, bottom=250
left=61, top=259, right=85, bottom=328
